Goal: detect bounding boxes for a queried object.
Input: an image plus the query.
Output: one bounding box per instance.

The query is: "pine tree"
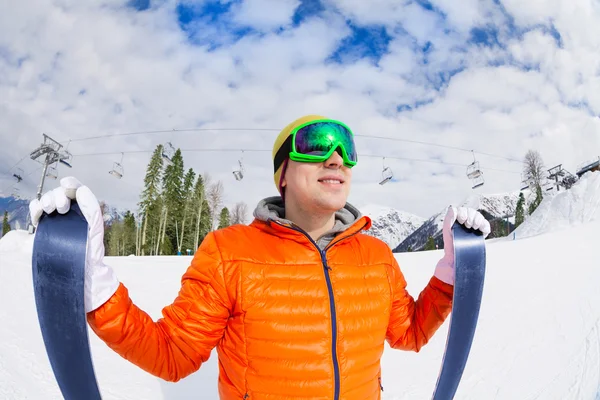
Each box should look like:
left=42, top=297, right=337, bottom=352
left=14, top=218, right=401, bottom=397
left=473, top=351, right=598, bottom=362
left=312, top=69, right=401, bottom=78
left=2, top=211, right=11, bottom=237
left=515, top=192, right=525, bottom=227
left=528, top=184, right=543, bottom=216
left=218, top=207, right=231, bottom=229
left=407, top=245, right=413, bottom=252
left=192, top=174, right=206, bottom=251
left=176, top=168, right=196, bottom=254
left=424, top=236, right=436, bottom=251
left=158, top=149, right=184, bottom=254
left=199, top=199, right=212, bottom=244
left=139, top=145, right=164, bottom=255
left=123, top=211, right=136, bottom=256
left=107, top=218, right=124, bottom=256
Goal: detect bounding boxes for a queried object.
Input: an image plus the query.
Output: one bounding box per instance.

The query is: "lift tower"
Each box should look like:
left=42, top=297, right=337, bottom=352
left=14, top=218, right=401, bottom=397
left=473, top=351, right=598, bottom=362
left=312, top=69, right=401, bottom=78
left=29, top=134, right=73, bottom=200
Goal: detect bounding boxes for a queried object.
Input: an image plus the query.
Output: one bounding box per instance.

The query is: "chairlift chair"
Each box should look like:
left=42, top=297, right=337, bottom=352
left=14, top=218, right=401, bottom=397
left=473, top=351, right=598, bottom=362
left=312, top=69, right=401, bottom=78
left=466, top=150, right=483, bottom=179
left=232, top=154, right=245, bottom=181
left=466, top=162, right=482, bottom=179
left=46, top=164, right=58, bottom=180
left=471, top=174, right=484, bottom=189
left=12, top=168, right=23, bottom=183
left=378, top=158, right=393, bottom=185
left=466, top=151, right=485, bottom=189
left=109, top=153, right=124, bottom=179
left=59, top=151, right=73, bottom=168
left=109, top=162, right=124, bottom=179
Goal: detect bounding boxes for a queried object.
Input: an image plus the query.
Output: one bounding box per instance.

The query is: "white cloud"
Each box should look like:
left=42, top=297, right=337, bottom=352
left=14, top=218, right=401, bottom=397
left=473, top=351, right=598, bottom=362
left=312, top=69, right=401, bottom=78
left=1, top=0, right=599, bottom=220
left=230, top=0, right=301, bottom=31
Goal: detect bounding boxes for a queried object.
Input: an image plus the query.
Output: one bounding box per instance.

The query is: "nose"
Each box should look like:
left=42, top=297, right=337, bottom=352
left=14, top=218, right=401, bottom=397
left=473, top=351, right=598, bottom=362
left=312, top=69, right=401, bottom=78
left=324, top=147, right=343, bottom=168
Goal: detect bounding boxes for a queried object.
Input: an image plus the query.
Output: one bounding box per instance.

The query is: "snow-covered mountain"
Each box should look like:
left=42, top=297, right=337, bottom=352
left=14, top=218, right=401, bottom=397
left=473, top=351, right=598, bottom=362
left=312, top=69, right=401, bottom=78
left=0, top=196, right=29, bottom=234
left=393, top=190, right=537, bottom=253
left=359, top=205, right=425, bottom=249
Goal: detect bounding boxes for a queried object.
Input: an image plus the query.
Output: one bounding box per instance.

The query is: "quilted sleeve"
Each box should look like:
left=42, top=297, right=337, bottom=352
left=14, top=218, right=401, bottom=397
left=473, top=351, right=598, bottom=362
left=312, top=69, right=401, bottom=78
left=86, top=231, right=232, bottom=382
left=385, top=256, right=453, bottom=352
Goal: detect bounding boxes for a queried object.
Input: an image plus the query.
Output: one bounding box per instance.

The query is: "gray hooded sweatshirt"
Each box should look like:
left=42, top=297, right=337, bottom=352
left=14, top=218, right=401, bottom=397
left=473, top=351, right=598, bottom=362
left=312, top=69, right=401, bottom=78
left=252, top=196, right=364, bottom=249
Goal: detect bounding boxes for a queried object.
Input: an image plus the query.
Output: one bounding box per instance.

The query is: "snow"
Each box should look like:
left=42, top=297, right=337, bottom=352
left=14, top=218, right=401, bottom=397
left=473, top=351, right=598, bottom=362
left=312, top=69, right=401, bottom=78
left=0, top=229, right=34, bottom=253
left=360, top=204, right=425, bottom=249
left=2, top=172, right=600, bottom=399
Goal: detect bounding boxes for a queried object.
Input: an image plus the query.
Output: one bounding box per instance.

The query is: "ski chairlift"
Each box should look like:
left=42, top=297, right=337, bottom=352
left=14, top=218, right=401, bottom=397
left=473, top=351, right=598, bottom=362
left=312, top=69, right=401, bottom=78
left=379, top=157, right=393, bottom=185
left=232, top=151, right=245, bottom=181
left=466, top=151, right=484, bottom=189
left=12, top=168, right=23, bottom=183
left=109, top=153, right=124, bottom=179
left=46, top=163, right=58, bottom=180
left=162, top=142, right=175, bottom=165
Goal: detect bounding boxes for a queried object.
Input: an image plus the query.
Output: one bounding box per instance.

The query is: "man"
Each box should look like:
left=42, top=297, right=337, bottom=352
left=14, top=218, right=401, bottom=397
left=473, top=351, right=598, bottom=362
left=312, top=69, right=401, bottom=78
left=30, top=115, right=490, bottom=399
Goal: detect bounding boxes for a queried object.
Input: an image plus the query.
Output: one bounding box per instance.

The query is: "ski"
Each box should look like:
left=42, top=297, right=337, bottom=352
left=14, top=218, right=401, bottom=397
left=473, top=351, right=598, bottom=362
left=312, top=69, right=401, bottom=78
left=31, top=202, right=102, bottom=400
left=432, top=222, right=487, bottom=400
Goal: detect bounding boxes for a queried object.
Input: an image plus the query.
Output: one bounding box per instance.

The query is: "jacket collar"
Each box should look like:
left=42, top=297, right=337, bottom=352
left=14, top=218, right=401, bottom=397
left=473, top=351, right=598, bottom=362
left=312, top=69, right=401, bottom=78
left=250, top=196, right=371, bottom=249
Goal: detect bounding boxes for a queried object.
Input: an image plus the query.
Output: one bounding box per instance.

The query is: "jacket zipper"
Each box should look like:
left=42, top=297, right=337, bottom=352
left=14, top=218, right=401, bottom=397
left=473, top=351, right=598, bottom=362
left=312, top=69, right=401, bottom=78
left=320, top=249, right=340, bottom=400
left=271, top=220, right=365, bottom=400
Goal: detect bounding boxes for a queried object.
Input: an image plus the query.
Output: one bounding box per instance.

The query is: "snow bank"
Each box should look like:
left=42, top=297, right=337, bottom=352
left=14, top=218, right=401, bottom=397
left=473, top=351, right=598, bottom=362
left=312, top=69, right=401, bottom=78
left=512, top=171, right=600, bottom=239
left=0, top=229, right=34, bottom=254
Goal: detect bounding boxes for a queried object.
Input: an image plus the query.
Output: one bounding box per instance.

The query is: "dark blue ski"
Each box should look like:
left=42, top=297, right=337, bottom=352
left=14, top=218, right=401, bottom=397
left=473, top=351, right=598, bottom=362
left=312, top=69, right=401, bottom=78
left=432, top=222, right=486, bottom=400
left=32, top=202, right=102, bottom=400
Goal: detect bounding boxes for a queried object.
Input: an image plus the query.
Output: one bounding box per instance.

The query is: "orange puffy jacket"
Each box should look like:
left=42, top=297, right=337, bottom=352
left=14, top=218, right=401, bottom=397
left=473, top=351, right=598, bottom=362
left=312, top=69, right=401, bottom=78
left=87, top=215, right=453, bottom=399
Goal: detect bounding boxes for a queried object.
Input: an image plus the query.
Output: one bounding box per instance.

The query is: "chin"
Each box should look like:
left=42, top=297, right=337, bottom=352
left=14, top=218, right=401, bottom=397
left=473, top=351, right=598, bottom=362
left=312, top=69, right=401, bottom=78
left=315, top=195, right=347, bottom=212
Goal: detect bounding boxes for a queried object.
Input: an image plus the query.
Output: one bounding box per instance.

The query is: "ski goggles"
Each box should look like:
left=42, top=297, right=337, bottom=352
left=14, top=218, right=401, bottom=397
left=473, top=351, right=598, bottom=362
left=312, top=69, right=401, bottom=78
left=274, top=119, right=358, bottom=173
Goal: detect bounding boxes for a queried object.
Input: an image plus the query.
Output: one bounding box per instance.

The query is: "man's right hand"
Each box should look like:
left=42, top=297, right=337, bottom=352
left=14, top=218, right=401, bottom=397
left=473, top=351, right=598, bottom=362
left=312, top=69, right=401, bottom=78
left=29, top=177, right=120, bottom=313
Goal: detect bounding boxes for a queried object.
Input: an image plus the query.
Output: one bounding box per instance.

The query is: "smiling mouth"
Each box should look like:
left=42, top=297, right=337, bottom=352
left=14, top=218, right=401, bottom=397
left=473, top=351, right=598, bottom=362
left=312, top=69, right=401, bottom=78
left=318, top=179, right=343, bottom=184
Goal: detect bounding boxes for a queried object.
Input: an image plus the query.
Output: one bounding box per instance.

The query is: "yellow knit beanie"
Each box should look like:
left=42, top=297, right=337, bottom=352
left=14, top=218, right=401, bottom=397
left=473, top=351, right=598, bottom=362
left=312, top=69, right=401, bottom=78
left=272, top=115, right=327, bottom=196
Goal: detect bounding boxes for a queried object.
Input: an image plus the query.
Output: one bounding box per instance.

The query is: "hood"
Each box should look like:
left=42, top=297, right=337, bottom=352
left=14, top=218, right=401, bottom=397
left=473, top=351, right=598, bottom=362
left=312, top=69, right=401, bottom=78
left=253, top=196, right=364, bottom=249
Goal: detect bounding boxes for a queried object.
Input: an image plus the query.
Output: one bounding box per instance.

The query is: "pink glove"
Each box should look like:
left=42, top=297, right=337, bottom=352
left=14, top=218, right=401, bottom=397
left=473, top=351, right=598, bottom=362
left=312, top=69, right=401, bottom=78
left=434, top=206, right=491, bottom=285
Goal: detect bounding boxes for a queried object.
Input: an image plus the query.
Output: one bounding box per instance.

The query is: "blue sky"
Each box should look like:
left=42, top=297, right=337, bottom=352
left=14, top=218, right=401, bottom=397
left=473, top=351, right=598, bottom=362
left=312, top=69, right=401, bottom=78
left=0, top=0, right=598, bottom=217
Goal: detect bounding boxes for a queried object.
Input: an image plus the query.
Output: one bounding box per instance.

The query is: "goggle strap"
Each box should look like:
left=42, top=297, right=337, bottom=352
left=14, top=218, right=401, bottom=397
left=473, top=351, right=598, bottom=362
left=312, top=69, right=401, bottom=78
left=274, top=134, right=293, bottom=173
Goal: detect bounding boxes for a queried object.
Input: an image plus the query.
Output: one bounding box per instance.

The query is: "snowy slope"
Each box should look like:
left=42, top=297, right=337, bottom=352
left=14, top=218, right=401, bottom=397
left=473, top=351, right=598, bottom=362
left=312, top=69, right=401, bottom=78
left=360, top=204, right=425, bottom=249
left=2, top=209, right=600, bottom=398
left=511, top=171, right=600, bottom=239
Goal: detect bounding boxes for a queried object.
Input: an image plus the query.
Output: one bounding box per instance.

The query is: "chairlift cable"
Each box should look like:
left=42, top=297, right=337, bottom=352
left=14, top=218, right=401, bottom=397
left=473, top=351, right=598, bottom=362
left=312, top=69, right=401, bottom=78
left=69, top=149, right=521, bottom=174
left=61, top=128, right=522, bottom=164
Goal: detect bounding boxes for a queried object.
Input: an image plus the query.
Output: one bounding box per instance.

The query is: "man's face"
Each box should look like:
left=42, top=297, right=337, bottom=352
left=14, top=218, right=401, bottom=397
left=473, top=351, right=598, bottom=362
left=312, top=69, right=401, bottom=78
left=281, top=149, right=352, bottom=213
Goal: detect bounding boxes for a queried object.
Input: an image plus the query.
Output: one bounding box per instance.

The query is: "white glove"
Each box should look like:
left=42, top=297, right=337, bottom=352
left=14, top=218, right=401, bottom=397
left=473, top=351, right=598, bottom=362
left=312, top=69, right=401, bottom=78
left=29, top=177, right=120, bottom=313
left=434, top=206, right=491, bottom=285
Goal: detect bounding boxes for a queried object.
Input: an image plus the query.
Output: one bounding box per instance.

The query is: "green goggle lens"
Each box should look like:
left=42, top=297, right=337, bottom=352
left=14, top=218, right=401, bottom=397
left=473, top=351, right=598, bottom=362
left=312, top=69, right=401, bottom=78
left=290, top=120, right=358, bottom=167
